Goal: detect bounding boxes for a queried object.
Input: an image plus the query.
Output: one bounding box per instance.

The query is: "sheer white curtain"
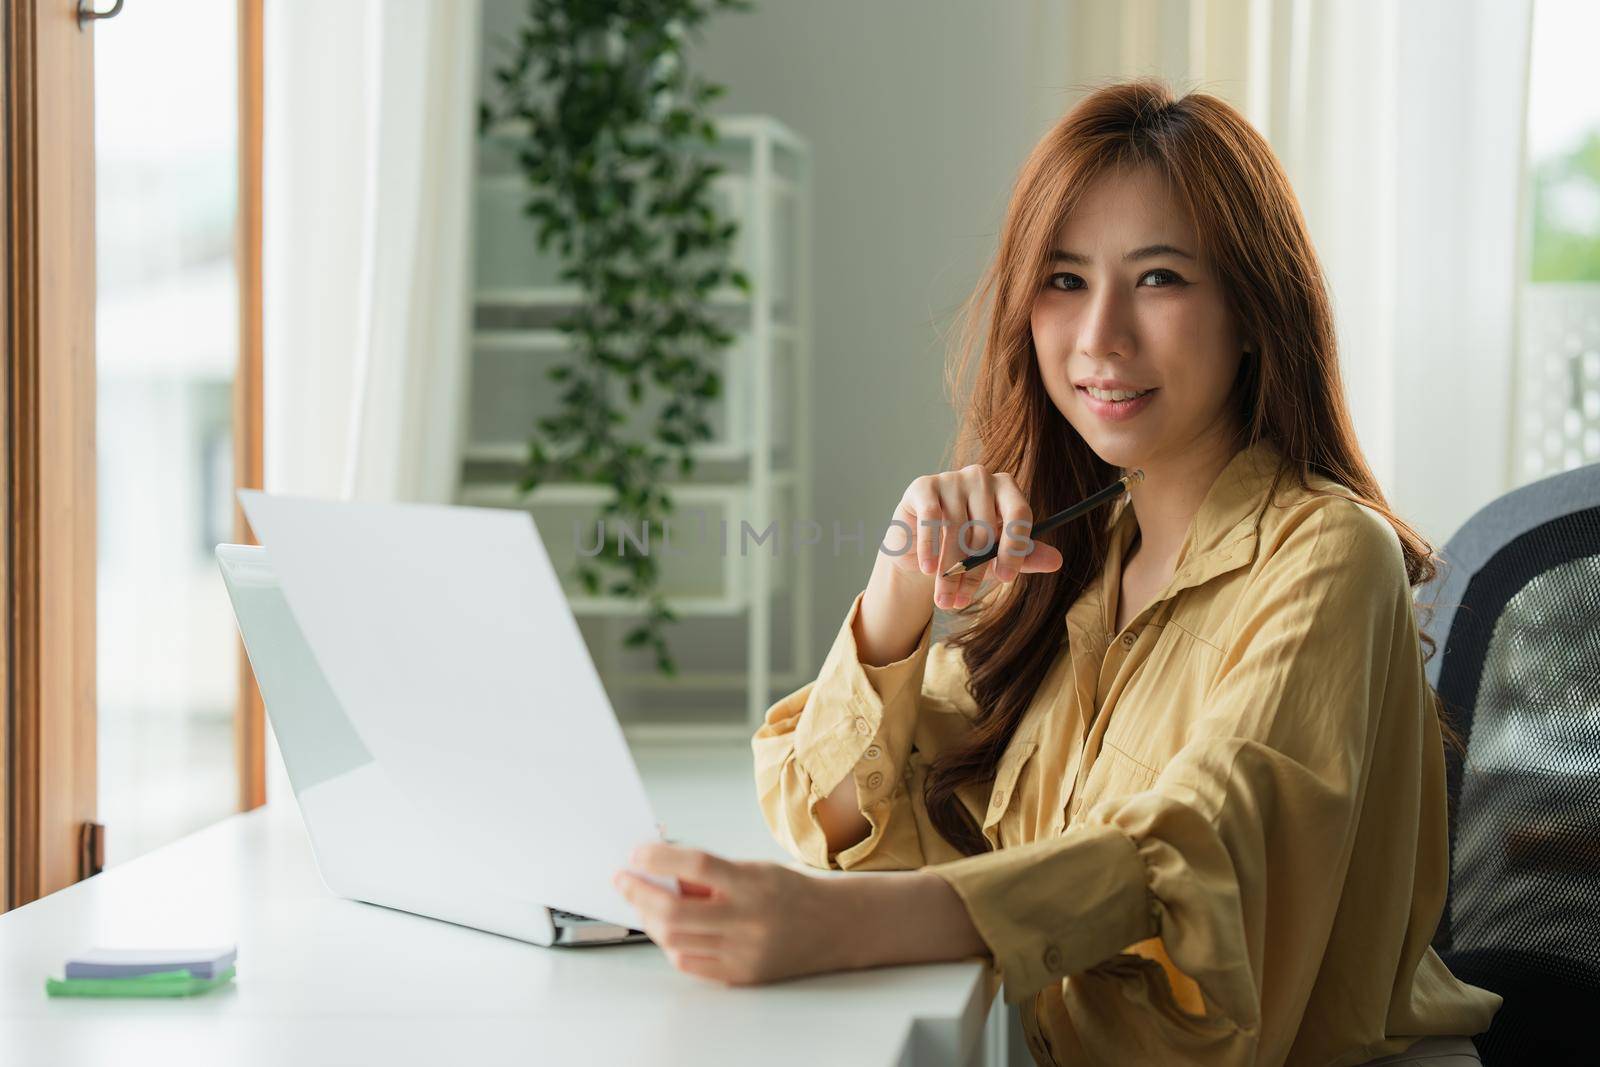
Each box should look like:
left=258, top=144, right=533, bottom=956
left=1252, top=0, right=1535, bottom=548
left=1050, top=0, right=1535, bottom=546
left=261, top=0, right=482, bottom=798
left=263, top=0, right=479, bottom=504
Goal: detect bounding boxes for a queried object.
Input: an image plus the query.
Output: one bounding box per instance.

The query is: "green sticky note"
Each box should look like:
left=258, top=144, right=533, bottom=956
left=45, top=965, right=237, bottom=998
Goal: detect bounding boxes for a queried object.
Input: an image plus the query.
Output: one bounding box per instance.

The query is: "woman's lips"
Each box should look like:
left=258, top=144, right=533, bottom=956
left=1076, top=386, right=1158, bottom=421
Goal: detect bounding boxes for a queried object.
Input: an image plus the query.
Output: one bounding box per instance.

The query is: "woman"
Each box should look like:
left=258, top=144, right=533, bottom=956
left=611, top=79, right=1501, bottom=1066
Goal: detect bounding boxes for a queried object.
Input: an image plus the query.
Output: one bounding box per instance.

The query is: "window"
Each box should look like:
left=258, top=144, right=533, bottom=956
left=93, top=0, right=255, bottom=868
left=1516, top=0, right=1600, bottom=482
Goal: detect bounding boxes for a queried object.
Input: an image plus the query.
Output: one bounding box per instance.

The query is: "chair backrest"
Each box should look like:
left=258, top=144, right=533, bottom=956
left=1415, top=462, right=1600, bottom=1065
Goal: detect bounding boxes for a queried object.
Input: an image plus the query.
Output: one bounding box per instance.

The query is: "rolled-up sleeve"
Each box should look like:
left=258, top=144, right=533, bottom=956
left=752, top=587, right=976, bottom=871
left=925, top=497, right=1413, bottom=1041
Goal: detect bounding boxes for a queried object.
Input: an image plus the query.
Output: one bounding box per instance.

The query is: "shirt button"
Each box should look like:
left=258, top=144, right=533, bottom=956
left=1043, top=945, right=1064, bottom=971
left=865, top=771, right=884, bottom=789
left=864, top=744, right=882, bottom=760
left=1120, top=631, right=1136, bottom=648
left=991, top=789, right=1007, bottom=809
left=853, top=715, right=871, bottom=736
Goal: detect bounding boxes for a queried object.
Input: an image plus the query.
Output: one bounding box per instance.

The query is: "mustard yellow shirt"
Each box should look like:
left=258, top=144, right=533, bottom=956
left=751, top=438, right=1501, bottom=1066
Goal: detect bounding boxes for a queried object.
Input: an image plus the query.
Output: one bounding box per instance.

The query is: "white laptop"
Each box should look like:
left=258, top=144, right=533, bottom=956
left=217, top=491, right=673, bottom=947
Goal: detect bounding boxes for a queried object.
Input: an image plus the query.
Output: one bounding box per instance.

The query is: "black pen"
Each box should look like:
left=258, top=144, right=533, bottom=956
left=938, top=468, right=1145, bottom=578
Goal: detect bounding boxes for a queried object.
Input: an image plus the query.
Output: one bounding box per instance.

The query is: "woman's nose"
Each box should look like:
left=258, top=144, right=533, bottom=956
left=1076, top=286, right=1135, bottom=361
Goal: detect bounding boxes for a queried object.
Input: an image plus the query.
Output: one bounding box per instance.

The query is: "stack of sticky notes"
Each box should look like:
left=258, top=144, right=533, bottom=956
left=45, top=946, right=238, bottom=998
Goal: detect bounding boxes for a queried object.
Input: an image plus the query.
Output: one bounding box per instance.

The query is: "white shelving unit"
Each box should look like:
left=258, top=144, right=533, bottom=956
left=463, top=115, right=813, bottom=737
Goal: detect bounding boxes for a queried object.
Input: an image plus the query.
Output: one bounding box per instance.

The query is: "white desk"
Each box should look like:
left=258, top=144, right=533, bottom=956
left=0, top=742, right=1008, bottom=1066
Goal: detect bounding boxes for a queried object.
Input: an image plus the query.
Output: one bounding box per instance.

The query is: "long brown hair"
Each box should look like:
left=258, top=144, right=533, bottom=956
left=925, top=77, right=1460, bottom=858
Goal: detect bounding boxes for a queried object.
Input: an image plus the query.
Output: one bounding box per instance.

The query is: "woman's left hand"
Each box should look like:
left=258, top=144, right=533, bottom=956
left=612, top=842, right=863, bottom=987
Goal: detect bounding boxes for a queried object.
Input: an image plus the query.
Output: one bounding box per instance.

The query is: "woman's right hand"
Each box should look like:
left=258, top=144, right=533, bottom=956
left=883, top=464, right=1063, bottom=611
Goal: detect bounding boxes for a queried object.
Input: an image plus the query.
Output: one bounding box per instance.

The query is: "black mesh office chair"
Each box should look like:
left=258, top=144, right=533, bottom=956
left=1416, top=462, right=1600, bottom=1065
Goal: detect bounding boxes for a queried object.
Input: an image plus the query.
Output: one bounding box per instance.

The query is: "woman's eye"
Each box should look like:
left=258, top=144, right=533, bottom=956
left=1044, top=269, right=1185, bottom=291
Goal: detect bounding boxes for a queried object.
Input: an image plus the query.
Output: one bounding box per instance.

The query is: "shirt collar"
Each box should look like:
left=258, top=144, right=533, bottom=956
left=1066, top=436, right=1289, bottom=639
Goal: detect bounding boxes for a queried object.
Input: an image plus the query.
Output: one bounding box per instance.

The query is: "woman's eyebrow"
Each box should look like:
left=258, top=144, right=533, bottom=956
left=1049, top=243, right=1195, bottom=265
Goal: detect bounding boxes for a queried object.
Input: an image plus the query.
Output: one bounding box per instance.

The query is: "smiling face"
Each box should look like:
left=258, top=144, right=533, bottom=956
left=1031, top=163, right=1248, bottom=472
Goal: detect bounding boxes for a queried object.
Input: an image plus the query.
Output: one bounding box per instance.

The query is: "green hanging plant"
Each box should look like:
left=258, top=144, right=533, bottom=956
left=481, top=0, right=754, bottom=675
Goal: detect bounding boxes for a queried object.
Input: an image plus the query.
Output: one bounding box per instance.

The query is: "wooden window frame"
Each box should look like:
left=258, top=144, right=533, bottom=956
left=2, top=0, right=264, bottom=912
left=235, top=0, right=265, bottom=813
left=3, top=0, right=98, bottom=913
